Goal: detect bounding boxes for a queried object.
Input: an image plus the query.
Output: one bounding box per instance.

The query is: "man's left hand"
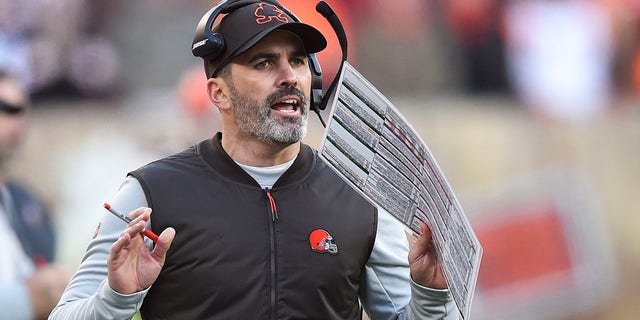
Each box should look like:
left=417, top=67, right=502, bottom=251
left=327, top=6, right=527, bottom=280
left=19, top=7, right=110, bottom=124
left=408, top=222, right=448, bottom=289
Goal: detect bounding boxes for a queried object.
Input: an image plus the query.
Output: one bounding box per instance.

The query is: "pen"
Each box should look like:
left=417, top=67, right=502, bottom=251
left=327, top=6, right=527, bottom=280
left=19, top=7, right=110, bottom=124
left=103, top=203, right=159, bottom=243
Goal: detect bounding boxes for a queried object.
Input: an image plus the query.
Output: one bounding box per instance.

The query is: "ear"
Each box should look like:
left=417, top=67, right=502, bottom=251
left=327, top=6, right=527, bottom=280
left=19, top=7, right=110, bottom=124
left=207, top=77, right=230, bottom=110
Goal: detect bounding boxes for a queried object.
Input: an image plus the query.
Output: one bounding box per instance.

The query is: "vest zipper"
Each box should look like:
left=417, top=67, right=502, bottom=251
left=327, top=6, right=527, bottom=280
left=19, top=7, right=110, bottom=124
left=264, top=188, right=278, bottom=320
left=265, top=188, right=279, bottom=221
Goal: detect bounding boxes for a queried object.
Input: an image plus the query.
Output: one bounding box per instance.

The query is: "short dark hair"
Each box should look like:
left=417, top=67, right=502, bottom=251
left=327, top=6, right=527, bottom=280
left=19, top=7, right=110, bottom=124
left=204, top=59, right=231, bottom=80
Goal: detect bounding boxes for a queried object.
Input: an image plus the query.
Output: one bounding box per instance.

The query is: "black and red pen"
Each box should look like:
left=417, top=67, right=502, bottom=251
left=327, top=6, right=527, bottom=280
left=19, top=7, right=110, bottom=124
left=103, top=203, right=159, bottom=243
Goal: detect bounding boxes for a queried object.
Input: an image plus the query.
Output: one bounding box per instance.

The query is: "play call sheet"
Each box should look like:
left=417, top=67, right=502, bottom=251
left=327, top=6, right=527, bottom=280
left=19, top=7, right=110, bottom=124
left=319, top=62, right=482, bottom=319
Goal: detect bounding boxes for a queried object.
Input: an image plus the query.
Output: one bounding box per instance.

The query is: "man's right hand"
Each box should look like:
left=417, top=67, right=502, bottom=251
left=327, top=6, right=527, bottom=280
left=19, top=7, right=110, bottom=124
left=107, top=207, right=175, bottom=294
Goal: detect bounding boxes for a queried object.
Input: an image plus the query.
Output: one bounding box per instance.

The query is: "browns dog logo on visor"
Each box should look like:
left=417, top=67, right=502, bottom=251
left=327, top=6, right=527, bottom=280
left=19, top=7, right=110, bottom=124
left=254, top=3, right=289, bottom=24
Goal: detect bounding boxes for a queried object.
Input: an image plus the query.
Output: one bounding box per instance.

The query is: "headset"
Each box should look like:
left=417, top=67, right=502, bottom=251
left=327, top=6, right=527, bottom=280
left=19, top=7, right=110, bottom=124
left=191, top=0, right=324, bottom=114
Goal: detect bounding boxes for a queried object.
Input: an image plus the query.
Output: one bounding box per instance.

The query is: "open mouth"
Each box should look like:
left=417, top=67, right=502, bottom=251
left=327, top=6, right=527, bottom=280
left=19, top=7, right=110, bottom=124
left=271, top=96, right=301, bottom=115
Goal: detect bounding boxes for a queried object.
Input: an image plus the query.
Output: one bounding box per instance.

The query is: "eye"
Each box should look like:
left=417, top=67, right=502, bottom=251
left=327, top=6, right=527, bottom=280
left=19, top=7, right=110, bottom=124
left=255, top=60, right=271, bottom=69
left=291, top=56, right=307, bottom=67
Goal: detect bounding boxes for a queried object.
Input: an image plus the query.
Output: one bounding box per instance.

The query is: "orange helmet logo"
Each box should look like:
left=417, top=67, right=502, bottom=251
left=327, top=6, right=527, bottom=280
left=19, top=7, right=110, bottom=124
left=309, top=229, right=338, bottom=254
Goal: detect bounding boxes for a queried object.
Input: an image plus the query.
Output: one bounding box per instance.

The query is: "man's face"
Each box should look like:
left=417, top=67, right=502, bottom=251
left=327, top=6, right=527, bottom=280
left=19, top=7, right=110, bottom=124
left=225, top=31, right=312, bottom=145
left=0, top=78, right=29, bottom=164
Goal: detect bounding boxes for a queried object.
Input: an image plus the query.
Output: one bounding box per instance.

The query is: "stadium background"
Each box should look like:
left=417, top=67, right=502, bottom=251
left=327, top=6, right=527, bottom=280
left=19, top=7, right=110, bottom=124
left=2, top=0, right=638, bottom=319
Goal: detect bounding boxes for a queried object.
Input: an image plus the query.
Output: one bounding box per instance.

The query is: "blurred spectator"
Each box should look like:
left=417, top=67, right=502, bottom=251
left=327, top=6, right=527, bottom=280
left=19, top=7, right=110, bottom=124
left=503, top=0, right=614, bottom=121
left=0, top=71, right=69, bottom=319
left=0, top=0, right=121, bottom=99
left=340, top=0, right=441, bottom=94
left=599, top=0, right=640, bottom=98
left=0, top=1, right=36, bottom=88
left=438, top=0, right=509, bottom=93
left=610, top=0, right=640, bottom=101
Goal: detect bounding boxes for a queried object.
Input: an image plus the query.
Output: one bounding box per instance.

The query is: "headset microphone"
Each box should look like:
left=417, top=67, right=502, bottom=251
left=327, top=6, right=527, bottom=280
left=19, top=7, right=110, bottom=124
left=315, top=1, right=349, bottom=126
left=316, top=1, right=348, bottom=62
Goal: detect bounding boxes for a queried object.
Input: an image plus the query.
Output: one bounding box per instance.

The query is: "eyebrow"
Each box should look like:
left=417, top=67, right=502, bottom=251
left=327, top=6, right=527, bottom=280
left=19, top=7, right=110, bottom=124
left=246, top=49, right=307, bottom=64
left=247, top=52, right=278, bottom=64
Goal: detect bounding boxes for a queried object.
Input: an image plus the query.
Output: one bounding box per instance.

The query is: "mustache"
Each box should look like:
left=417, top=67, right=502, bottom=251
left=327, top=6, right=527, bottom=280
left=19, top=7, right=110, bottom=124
left=265, top=87, right=307, bottom=109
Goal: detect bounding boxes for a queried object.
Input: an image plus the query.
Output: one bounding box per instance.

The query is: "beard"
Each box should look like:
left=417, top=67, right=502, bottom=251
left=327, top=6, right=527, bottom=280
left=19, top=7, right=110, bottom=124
left=228, top=84, right=309, bottom=145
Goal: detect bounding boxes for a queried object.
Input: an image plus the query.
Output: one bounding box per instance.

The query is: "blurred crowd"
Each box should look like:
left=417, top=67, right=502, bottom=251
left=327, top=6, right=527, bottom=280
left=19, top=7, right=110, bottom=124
left=1, top=1, right=638, bottom=319
left=0, top=0, right=122, bottom=98
left=345, top=0, right=640, bottom=120
left=2, top=0, right=639, bottom=118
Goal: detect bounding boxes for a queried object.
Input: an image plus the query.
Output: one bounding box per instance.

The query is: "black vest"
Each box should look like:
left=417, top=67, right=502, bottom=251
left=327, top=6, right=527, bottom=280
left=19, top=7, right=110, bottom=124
left=130, top=133, right=378, bottom=320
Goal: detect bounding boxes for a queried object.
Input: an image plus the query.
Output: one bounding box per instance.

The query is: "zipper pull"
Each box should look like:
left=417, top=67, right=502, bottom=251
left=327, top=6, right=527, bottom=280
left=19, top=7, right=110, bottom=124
left=265, top=188, right=279, bottom=221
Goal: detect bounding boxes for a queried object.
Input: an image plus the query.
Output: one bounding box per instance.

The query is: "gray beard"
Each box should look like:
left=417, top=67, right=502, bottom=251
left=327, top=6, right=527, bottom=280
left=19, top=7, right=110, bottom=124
left=229, top=84, right=308, bottom=145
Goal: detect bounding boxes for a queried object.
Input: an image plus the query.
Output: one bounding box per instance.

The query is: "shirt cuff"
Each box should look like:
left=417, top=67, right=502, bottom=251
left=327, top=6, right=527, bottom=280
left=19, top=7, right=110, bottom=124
left=410, top=278, right=452, bottom=301
left=98, top=280, right=148, bottom=312
left=408, top=278, right=459, bottom=319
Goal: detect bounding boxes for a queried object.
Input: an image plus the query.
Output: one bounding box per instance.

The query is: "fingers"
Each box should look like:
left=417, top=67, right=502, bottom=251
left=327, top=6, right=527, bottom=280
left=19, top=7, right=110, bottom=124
left=110, top=207, right=175, bottom=268
left=408, top=222, right=449, bottom=289
left=111, top=212, right=149, bottom=256
left=419, top=221, right=433, bottom=241
left=151, top=227, right=176, bottom=263
left=410, top=222, right=434, bottom=261
left=120, top=207, right=152, bottom=241
left=127, top=207, right=152, bottom=225
left=111, top=228, right=132, bottom=256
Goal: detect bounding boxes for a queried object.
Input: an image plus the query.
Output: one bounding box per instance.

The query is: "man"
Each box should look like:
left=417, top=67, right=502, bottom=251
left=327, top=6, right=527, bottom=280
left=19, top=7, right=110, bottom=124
left=0, top=71, right=69, bottom=320
left=50, top=1, right=459, bottom=319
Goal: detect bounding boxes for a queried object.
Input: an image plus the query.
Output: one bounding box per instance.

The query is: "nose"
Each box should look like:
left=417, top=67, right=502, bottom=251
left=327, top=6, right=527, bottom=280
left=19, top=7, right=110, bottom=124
left=277, top=63, right=298, bottom=88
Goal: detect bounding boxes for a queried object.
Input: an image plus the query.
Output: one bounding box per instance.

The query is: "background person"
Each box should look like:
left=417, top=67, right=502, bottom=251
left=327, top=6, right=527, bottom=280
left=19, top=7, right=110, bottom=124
left=0, top=71, right=69, bottom=320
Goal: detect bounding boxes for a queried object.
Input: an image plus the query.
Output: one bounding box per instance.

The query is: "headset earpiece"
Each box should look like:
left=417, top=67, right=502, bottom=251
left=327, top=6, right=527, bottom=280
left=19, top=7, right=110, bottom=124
left=191, top=0, right=324, bottom=111
left=192, top=4, right=224, bottom=59
left=192, top=0, right=249, bottom=59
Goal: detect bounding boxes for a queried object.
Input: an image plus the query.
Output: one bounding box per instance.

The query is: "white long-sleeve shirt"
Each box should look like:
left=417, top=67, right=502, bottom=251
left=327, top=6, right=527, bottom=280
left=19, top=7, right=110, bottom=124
left=50, top=162, right=459, bottom=320
left=0, top=185, right=36, bottom=320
